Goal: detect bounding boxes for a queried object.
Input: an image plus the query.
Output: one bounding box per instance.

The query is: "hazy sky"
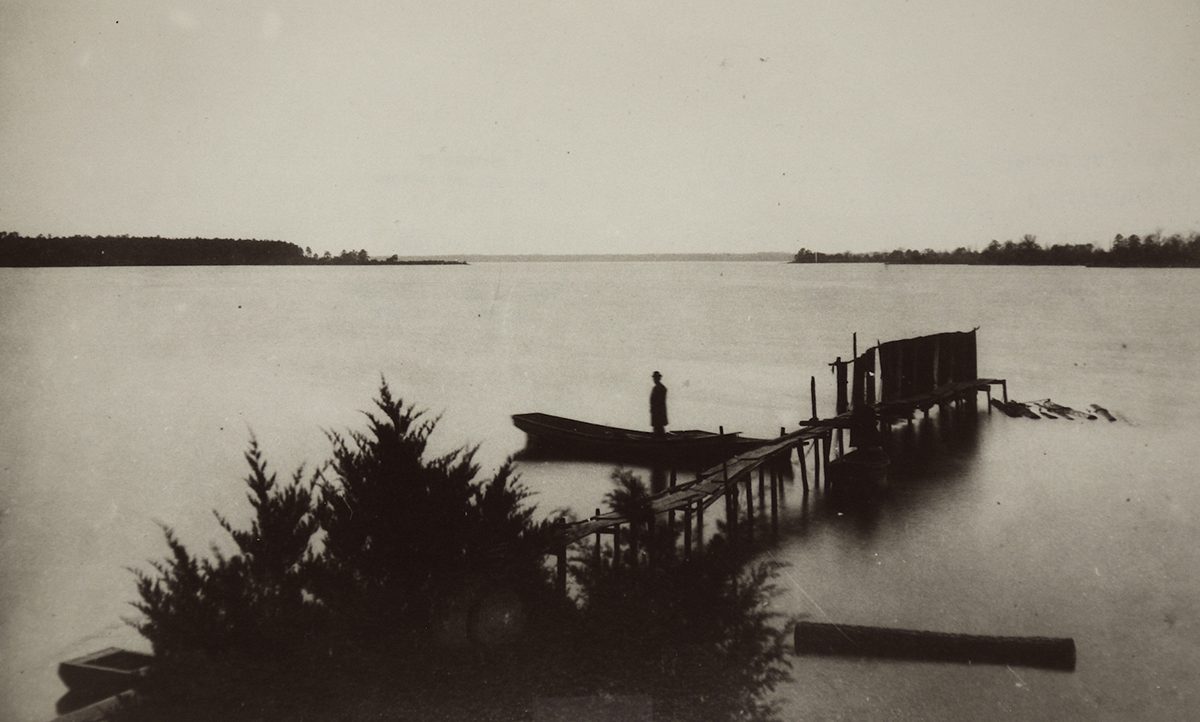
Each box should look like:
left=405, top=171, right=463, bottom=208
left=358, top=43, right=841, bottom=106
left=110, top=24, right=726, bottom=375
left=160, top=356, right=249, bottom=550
left=2, top=1, right=1198, bottom=255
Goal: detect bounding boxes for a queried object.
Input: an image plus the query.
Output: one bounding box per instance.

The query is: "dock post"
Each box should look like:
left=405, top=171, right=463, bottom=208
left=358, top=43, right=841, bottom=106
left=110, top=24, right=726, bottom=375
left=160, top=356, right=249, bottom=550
left=770, top=465, right=779, bottom=536
left=1002, top=380, right=1008, bottom=403
left=986, top=386, right=992, bottom=413
left=647, top=512, right=656, bottom=567
left=810, top=376, right=818, bottom=420
left=668, top=508, right=676, bottom=559
left=696, top=498, right=705, bottom=551
left=744, top=473, right=754, bottom=541
left=822, top=432, right=832, bottom=478
left=630, top=524, right=639, bottom=569
left=555, top=519, right=567, bottom=595
left=593, top=508, right=602, bottom=569
left=684, top=503, right=693, bottom=559
left=723, top=462, right=736, bottom=539
left=813, top=438, right=822, bottom=488
left=837, top=428, right=844, bottom=457
left=853, top=332, right=857, bottom=359
left=759, top=467, right=766, bottom=506
left=612, top=525, right=621, bottom=570
left=798, top=440, right=810, bottom=491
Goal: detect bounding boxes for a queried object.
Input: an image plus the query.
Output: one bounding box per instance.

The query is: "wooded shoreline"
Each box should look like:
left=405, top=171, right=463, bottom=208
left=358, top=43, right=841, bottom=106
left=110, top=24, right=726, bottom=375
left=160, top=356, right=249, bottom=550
left=792, top=232, right=1200, bottom=268
left=0, top=233, right=465, bottom=267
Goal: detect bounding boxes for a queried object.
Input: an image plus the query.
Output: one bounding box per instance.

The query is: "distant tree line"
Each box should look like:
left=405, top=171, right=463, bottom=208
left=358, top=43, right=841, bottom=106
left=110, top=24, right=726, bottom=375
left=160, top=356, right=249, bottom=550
left=792, top=232, right=1200, bottom=267
left=0, top=233, right=464, bottom=267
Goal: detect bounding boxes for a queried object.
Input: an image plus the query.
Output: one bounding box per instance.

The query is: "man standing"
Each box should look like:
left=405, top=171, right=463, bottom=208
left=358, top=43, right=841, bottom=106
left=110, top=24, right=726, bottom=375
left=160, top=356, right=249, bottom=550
left=650, top=371, right=668, bottom=436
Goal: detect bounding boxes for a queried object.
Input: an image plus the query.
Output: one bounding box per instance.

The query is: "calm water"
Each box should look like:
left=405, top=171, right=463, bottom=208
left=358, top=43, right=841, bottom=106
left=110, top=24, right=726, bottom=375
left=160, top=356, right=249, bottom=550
left=1, top=263, right=1198, bottom=720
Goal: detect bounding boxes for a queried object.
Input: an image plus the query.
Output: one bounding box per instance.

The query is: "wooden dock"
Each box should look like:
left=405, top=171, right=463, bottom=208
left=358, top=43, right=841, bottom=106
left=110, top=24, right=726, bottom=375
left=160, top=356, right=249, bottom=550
left=542, top=328, right=1008, bottom=593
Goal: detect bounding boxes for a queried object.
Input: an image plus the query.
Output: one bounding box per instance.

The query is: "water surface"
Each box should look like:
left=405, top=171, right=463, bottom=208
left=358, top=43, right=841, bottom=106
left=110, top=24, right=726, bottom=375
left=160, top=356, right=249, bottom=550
left=1, top=263, right=1197, bottom=720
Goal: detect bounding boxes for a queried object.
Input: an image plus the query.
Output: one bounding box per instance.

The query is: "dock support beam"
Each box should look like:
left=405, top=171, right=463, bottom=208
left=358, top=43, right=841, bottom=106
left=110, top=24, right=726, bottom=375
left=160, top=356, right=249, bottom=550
left=798, top=440, right=809, bottom=491
left=770, top=466, right=779, bottom=537
left=810, top=375, right=818, bottom=420
left=593, top=508, right=602, bottom=569
left=814, top=439, right=822, bottom=488
left=612, top=525, right=621, bottom=570
left=683, top=504, right=693, bottom=559
left=745, top=473, right=754, bottom=542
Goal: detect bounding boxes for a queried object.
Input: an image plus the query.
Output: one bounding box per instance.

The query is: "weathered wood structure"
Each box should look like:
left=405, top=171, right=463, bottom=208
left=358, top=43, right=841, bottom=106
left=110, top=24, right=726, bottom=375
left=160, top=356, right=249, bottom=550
left=542, top=328, right=1009, bottom=592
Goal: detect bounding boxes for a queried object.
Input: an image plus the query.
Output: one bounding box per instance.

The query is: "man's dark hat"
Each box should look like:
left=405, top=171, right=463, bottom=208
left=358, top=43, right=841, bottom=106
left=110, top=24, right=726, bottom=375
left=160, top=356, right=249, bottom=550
left=652, top=371, right=662, bottom=378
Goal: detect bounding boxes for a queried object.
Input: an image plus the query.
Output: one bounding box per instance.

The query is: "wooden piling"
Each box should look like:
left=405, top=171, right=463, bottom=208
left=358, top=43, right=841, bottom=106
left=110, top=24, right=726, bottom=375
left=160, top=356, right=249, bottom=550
left=822, top=432, right=832, bottom=477
left=770, top=466, right=779, bottom=536
left=798, top=440, right=809, bottom=491
left=1002, top=380, right=1008, bottom=403
left=554, top=519, right=567, bottom=594
left=647, top=512, right=656, bottom=566
left=725, top=488, right=736, bottom=539
left=683, top=504, right=693, bottom=559
left=593, top=508, right=602, bottom=568
left=612, top=525, right=621, bottom=570
left=745, top=473, right=754, bottom=541
left=758, top=467, right=766, bottom=506
left=810, top=375, right=817, bottom=420
left=813, top=438, right=822, bottom=487
left=668, top=508, right=676, bottom=556
left=630, top=523, right=639, bottom=569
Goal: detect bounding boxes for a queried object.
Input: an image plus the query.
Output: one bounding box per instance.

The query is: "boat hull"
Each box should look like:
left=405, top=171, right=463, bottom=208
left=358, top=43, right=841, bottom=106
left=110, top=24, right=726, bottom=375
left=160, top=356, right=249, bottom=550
left=512, top=412, right=762, bottom=466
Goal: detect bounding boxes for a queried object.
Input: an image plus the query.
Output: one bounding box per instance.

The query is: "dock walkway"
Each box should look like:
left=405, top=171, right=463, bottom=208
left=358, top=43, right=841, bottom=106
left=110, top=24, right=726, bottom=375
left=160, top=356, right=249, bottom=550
left=546, top=426, right=835, bottom=591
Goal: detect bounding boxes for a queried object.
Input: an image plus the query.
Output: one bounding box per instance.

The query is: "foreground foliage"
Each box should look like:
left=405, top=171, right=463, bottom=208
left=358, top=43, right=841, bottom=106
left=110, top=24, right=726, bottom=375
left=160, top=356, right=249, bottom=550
left=125, top=382, right=791, bottom=721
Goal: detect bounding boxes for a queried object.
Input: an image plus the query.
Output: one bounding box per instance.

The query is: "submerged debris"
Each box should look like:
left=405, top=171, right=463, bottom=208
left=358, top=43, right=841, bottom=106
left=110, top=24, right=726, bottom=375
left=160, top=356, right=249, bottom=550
left=991, top=398, right=1119, bottom=422
left=989, top=399, right=1041, bottom=419
left=1034, top=399, right=1097, bottom=420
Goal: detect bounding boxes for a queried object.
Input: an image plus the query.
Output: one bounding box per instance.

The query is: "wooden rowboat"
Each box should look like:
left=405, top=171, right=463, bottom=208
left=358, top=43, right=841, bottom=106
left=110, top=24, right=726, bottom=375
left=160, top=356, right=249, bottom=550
left=512, top=412, right=764, bottom=464
left=59, top=647, right=152, bottom=693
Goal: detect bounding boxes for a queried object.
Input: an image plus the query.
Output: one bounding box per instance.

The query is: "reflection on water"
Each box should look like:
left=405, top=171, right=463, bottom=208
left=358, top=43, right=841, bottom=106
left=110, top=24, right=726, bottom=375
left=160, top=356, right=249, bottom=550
left=816, top=403, right=984, bottom=541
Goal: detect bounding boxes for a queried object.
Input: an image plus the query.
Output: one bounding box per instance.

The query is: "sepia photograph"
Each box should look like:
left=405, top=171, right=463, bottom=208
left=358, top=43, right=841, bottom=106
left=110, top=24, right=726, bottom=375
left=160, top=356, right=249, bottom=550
left=2, top=2, right=1198, bottom=720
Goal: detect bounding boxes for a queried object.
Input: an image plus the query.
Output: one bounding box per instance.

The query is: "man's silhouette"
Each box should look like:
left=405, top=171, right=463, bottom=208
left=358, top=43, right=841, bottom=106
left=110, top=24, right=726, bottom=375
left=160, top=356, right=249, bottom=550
left=650, top=371, right=668, bottom=436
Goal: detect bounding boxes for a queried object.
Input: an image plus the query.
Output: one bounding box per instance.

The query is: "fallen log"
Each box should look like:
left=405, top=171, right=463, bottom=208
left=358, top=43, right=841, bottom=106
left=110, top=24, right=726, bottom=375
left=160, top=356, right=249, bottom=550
left=794, top=621, right=1076, bottom=671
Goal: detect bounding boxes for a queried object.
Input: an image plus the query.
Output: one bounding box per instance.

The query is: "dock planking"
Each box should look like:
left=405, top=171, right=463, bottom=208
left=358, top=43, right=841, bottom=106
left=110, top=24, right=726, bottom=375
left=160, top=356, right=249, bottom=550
left=548, top=429, right=822, bottom=550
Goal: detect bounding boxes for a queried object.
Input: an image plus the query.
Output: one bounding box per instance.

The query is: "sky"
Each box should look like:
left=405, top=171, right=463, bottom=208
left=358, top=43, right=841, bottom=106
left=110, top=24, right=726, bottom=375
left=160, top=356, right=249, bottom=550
left=1, top=0, right=1198, bottom=256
